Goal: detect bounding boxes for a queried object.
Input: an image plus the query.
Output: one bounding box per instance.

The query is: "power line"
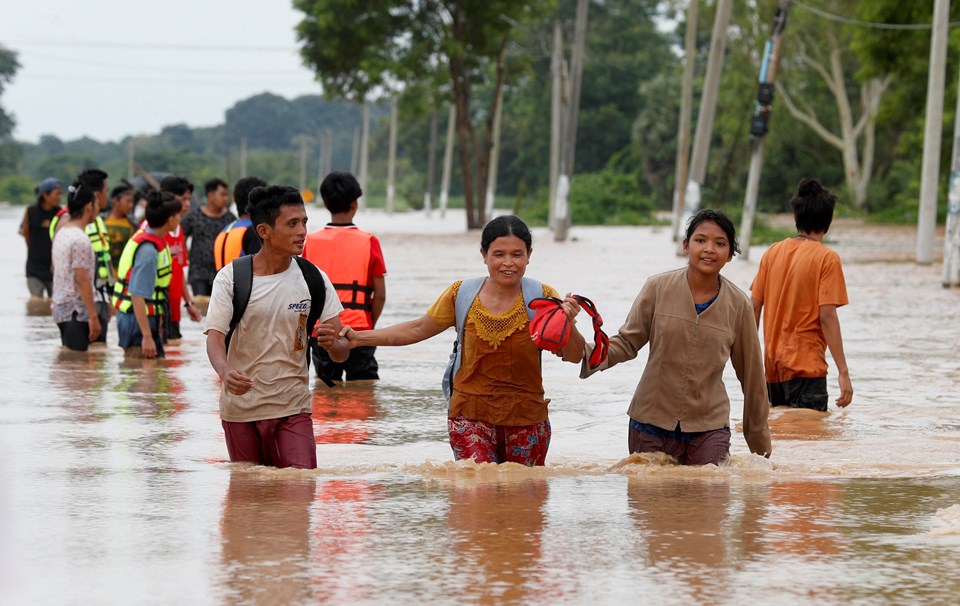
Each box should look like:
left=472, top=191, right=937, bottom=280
left=24, top=50, right=309, bottom=76
left=0, top=38, right=297, bottom=52
left=790, top=0, right=960, bottom=30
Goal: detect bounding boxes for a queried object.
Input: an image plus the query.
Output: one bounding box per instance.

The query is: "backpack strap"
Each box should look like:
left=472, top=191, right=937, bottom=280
left=443, top=277, right=486, bottom=402
left=225, top=255, right=335, bottom=388
left=520, top=277, right=542, bottom=320
left=295, top=256, right=336, bottom=388
left=225, top=255, right=253, bottom=353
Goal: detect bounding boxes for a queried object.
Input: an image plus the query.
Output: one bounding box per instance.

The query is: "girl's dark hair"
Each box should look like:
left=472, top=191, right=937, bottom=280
left=144, top=190, right=182, bottom=228
left=684, top=209, right=741, bottom=256
left=66, top=180, right=97, bottom=218
left=247, top=185, right=304, bottom=236
left=791, top=178, right=837, bottom=234
left=480, top=215, right=533, bottom=253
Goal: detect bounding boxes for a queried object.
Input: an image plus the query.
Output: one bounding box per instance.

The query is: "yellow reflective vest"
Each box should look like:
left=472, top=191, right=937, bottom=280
left=112, top=230, right=173, bottom=315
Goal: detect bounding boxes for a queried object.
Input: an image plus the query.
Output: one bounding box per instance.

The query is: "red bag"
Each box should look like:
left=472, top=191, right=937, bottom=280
left=528, top=295, right=609, bottom=369
left=529, top=297, right=572, bottom=352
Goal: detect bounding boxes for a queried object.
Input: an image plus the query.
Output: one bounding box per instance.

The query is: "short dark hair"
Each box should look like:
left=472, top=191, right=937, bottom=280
left=204, top=177, right=228, bottom=196
left=144, top=190, right=183, bottom=228
left=111, top=185, right=133, bottom=200
left=247, top=185, right=304, bottom=236
left=78, top=168, right=108, bottom=192
left=233, top=176, right=267, bottom=216
left=319, top=171, right=362, bottom=214
left=480, top=215, right=533, bottom=253
left=160, top=175, right=194, bottom=196
left=66, top=179, right=97, bottom=218
left=684, top=209, right=741, bottom=256
left=791, top=178, right=837, bottom=234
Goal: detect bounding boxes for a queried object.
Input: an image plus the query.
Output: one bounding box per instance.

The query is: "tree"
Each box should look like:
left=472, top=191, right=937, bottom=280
left=773, top=1, right=889, bottom=209
left=0, top=45, right=21, bottom=176
left=294, top=0, right=554, bottom=229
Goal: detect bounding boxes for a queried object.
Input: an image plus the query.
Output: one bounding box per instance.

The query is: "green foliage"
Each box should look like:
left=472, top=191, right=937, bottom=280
left=569, top=170, right=654, bottom=225
left=0, top=174, right=35, bottom=204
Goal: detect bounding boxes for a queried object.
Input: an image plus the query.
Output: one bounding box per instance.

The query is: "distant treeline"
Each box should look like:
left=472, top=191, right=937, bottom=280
left=4, top=0, right=959, bottom=230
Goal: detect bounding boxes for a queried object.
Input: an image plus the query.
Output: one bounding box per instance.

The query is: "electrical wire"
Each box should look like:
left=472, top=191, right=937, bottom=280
left=790, top=0, right=960, bottom=30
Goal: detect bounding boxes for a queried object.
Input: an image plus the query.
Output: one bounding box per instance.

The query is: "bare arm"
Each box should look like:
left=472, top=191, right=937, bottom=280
left=820, top=304, right=853, bottom=407
left=338, top=314, right=447, bottom=348
left=19, top=210, right=29, bottom=244
left=370, top=275, right=386, bottom=327
left=752, top=297, right=763, bottom=328
left=205, top=329, right=254, bottom=395
left=74, top=267, right=101, bottom=342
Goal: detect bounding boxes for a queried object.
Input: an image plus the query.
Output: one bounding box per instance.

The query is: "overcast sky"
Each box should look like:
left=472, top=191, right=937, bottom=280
left=1, top=0, right=322, bottom=143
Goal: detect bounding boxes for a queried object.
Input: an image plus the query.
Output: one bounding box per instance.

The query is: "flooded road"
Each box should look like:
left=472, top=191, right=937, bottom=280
left=2, top=205, right=959, bottom=605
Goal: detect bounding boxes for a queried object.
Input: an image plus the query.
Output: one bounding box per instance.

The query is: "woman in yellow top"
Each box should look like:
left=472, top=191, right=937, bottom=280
left=328, top=215, right=585, bottom=466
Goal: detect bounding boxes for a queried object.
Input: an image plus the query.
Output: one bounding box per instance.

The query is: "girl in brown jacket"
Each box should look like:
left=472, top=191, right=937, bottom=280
left=581, top=210, right=771, bottom=465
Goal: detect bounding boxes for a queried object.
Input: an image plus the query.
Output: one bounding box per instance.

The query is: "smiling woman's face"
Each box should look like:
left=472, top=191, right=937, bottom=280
left=482, top=234, right=531, bottom=287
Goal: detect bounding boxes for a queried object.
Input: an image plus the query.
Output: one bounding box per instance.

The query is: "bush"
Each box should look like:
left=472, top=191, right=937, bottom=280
left=569, top=171, right=655, bottom=225
left=0, top=175, right=38, bottom=205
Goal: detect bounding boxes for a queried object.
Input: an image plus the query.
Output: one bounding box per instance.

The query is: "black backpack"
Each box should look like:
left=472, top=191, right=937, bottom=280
left=226, top=255, right=335, bottom=387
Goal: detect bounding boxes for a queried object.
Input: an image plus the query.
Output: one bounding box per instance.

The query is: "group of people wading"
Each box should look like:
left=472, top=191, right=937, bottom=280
left=21, top=171, right=852, bottom=470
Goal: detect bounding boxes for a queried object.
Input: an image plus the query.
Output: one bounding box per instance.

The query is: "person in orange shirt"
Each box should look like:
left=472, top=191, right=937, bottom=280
left=751, top=178, right=853, bottom=411
left=302, top=172, right=387, bottom=381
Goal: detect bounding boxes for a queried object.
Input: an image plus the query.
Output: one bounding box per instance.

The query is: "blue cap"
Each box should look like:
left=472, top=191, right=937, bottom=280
left=38, top=177, right=61, bottom=194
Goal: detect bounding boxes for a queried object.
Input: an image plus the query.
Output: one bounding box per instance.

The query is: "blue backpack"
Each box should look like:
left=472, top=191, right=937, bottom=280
left=441, top=276, right=542, bottom=402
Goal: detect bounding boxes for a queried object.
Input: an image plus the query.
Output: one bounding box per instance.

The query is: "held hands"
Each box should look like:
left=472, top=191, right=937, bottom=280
left=314, top=323, right=353, bottom=350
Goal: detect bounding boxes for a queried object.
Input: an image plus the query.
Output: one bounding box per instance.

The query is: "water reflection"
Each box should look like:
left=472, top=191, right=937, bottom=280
left=765, top=481, right=844, bottom=557
left=114, top=356, right=188, bottom=419
left=25, top=297, right=51, bottom=316
left=627, top=478, right=734, bottom=599
left=312, top=383, right=381, bottom=445
left=219, top=468, right=316, bottom=604
left=447, top=477, right=548, bottom=604
left=311, top=479, right=379, bottom=603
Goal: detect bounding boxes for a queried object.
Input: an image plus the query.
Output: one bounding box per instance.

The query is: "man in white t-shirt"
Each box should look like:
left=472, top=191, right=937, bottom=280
left=204, top=185, right=349, bottom=469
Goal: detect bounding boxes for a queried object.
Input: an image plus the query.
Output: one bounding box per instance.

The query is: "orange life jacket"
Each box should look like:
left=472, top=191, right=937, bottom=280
left=302, top=227, right=374, bottom=330
left=214, top=219, right=252, bottom=270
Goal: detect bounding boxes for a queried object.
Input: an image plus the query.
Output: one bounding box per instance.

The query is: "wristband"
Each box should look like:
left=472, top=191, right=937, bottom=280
left=184, top=301, right=194, bottom=309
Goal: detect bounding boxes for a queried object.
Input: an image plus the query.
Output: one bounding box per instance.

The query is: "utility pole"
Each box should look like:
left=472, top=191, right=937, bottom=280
left=299, top=135, right=308, bottom=194
left=359, top=103, right=370, bottom=211
left=323, top=128, right=332, bottom=176
left=126, top=139, right=135, bottom=181
left=671, top=0, right=698, bottom=242
left=424, top=109, right=439, bottom=216
left=484, top=85, right=505, bottom=223
left=554, top=0, right=589, bottom=243
left=387, top=97, right=398, bottom=213
left=317, top=130, right=324, bottom=193
left=679, top=0, right=733, bottom=250
left=918, top=0, right=951, bottom=264
left=240, top=137, right=247, bottom=178
left=549, top=20, right=564, bottom=231
left=439, top=104, right=456, bottom=219
left=943, top=61, right=960, bottom=286
left=351, top=126, right=360, bottom=174
left=740, top=0, right=790, bottom=260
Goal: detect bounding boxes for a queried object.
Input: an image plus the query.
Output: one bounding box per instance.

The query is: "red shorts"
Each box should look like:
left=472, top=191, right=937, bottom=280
left=221, top=412, right=317, bottom=469
left=447, top=415, right=551, bottom=466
